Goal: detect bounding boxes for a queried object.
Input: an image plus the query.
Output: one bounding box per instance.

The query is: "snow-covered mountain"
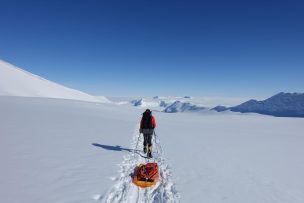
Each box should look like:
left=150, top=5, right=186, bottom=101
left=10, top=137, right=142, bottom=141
left=211, top=105, right=229, bottom=112
left=229, top=92, right=304, bottom=117
left=164, top=101, right=206, bottom=113
left=212, top=92, right=304, bottom=117
left=130, top=98, right=207, bottom=113
left=130, top=98, right=166, bottom=108
left=0, top=59, right=110, bottom=103
left=124, top=96, right=247, bottom=108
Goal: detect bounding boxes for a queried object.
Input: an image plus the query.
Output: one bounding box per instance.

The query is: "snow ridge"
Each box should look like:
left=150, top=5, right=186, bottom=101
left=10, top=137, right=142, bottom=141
left=101, top=128, right=179, bottom=203
left=0, top=59, right=110, bottom=103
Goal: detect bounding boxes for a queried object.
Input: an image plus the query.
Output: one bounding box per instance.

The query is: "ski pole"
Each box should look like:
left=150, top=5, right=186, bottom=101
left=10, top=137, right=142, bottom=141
left=154, top=131, right=163, bottom=155
left=134, top=132, right=141, bottom=154
left=154, top=131, right=158, bottom=143
left=153, top=130, right=159, bottom=157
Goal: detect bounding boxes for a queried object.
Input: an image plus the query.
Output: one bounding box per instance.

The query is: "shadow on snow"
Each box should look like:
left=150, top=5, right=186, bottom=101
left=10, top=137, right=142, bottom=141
left=92, top=143, right=148, bottom=158
left=92, top=143, right=136, bottom=153
left=92, top=143, right=132, bottom=152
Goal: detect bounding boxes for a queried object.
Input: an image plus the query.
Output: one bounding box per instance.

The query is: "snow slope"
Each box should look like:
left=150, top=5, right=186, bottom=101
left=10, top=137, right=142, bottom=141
left=1, top=96, right=304, bottom=203
left=0, top=60, right=110, bottom=103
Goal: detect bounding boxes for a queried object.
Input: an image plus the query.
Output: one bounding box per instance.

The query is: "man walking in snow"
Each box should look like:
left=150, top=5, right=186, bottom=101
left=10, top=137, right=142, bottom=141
left=139, top=109, right=156, bottom=158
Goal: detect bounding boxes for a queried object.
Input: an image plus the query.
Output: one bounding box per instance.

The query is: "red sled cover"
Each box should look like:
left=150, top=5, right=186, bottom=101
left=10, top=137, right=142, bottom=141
left=132, top=163, right=159, bottom=188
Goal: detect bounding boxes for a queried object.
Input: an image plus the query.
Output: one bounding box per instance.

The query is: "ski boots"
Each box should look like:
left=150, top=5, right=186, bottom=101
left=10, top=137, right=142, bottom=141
left=143, top=145, right=147, bottom=154
left=147, top=146, right=153, bottom=158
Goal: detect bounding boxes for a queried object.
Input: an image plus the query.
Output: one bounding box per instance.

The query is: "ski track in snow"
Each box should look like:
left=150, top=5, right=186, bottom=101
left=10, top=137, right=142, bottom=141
left=100, top=127, right=180, bottom=203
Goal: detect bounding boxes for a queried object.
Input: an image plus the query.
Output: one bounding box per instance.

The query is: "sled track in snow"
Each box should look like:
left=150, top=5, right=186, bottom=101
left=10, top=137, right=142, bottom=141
left=101, top=128, right=180, bottom=203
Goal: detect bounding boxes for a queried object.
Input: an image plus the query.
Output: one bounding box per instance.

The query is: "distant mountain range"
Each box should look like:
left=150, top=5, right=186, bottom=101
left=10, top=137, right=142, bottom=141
left=130, top=98, right=206, bottom=113
left=129, top=93, right=304, bottom=117
left=212, top=92, right=304, bottom=117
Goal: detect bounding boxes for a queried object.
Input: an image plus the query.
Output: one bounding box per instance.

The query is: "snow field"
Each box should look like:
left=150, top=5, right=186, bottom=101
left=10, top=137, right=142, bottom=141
left=1, top=96, right=304, bottom=203
left=157, top=112, right=304, bottom=202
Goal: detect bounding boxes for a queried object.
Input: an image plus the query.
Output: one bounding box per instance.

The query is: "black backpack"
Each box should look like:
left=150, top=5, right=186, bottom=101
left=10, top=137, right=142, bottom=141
left=142, top=111, right=153, bottom=129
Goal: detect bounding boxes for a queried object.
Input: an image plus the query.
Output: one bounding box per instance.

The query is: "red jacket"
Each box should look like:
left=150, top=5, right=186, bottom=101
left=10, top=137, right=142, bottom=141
left=140, top=116, right=156, bottom=129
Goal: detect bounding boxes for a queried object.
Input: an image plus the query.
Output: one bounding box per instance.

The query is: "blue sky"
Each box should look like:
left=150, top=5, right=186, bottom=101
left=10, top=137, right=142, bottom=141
left=0, top=0, right=303, bottom=97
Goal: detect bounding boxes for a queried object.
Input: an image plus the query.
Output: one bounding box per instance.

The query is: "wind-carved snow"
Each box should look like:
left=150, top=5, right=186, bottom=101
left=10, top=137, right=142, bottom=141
left=101, top=128, right=180, bottom=203
left=0, top=59, right=110, bottom=103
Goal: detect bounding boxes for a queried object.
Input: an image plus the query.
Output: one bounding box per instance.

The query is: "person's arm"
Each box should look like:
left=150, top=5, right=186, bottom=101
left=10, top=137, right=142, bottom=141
left=152, top=116, right=156, bottom=129
left=139, top=118, right=143, bottom=133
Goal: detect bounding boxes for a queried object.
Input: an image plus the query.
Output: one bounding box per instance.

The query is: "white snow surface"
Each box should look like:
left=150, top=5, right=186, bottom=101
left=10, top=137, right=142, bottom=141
left=1, top=96, right=304, bottom=203
left=0, top=60, right=110, bottom=103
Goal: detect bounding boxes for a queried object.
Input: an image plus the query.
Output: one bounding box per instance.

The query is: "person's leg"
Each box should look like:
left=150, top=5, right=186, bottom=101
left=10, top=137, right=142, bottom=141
left=147, top=134, right=152, bottom=147
left=143, top=134, right=148, bottom=153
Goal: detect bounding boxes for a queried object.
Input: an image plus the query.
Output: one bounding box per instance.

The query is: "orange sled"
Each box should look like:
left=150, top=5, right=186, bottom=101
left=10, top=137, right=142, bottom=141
left=132, top=163, right=159, bottom=188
